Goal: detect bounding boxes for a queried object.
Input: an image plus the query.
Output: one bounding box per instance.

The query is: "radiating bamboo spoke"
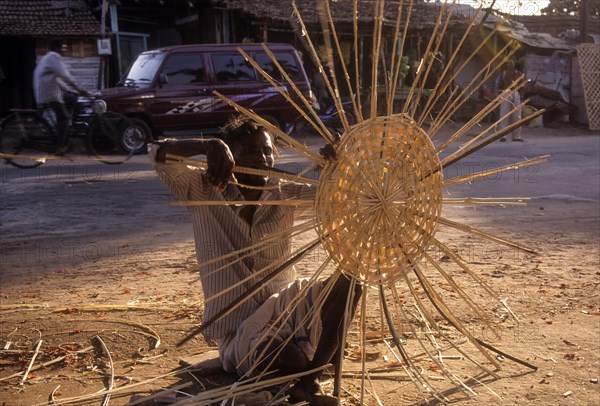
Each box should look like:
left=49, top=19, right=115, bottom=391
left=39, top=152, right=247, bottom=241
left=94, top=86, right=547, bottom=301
left=169, top=199, right=313, bottom=207
left=444, top=155, right=550, bottom=186
left=438, top=217, right=537, bottom=254
left=165, top=154, right=321, bottom=186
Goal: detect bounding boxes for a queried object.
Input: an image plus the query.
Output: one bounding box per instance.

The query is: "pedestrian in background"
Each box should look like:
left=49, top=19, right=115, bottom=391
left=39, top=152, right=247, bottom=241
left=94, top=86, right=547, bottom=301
left=496, top=60, right=524, bottom=142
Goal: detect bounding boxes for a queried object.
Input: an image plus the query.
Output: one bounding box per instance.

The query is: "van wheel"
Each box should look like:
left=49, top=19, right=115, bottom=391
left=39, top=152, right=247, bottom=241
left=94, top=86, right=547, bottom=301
left=120, top=118, right=151, bottom=154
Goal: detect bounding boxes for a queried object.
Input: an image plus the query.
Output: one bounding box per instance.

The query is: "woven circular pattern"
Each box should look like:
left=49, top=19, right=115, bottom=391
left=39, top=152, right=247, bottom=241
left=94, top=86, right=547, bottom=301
left=316, top=115, right=443, bottom=285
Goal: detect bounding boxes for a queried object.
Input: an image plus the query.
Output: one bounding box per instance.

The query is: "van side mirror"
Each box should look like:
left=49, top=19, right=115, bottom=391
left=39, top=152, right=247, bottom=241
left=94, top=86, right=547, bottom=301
left=158, top=73, right=168, bottom=86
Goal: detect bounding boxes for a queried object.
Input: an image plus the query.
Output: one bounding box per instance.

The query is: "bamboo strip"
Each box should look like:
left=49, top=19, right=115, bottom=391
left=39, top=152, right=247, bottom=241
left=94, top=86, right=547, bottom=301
left=416, top=5, right=485, bottom=125
left=438, top=216, right=537, bottom=254
left=213, top=90, right=327, bottom=165
left=421, top=251, right=491, bottom=321
left=442, top=198, right=528, bottom=206
left=400, top=275, right=477, bottom=394
left=196, top=219, right=315, bottom=283
left=176, top=238, right=321, bottom=346
left=430, top=238, right=502, bottom=300
left=333, top=276, right=359, bottom=398
left=76, top=318, right=161, bottom=349
left=170, top=365, right=329, bottom=406
left=439, top=107, right=546, bottom=170
left=358, top=285, right=368, bottom=404
left=427, top=37, right=519, bottom=134
left=319, top=1, right=351, bottom=132
left=444, top=155, right=550, bottom=186
left=0, top=304, right=49, bottom=310
left=51, top=303, right=199, bottom=313
left=169, top=199, right=313, bottom=207
left=94, top=335, right=114, bottom=406
left=369, top=0, right=386, bottom=119
left=403, top=295, right=479, bottom=400
left=0, top=346, right=93, bottom=383
left=20, top=339, right=42, bottom=385
left=437, top=79, right=528, bottom=155
left=379, top=285, right=442, bottom=401
left=290, top=1, right=339, bottom=141
left=419, top=24, right=498, bottom=128
left=31, top=366, right=197, bottom=406
left=125, top=382, right=193, bottom=406
left=244, top=260, right=335, bottom=378
left=399, top=274, right=485, bottom=394
left=166, top=153, right=320, bottom=187
left=239, top=45, right=330, bottom=141
left=433, top=77, right=525, bottom=152
left=352, top=0, right=364, bottom=121
left=49, top=385, right=61, bottom=405
left=324, top=0, right=361, bottom=126
left=387, top=0, right=408, bottom=115
left=201, top=235, right=321, bottom=310
left=411, top=265, right=502, bottom=370
left=402, top=0, right=446, bottom=116
left=412, top=5, right=454, bottom=119
left=428, top=40, right=520, bottom=137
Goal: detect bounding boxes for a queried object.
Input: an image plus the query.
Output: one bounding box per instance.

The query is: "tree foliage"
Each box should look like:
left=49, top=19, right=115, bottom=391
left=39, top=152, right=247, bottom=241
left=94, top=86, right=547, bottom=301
left=541, top=0, right=600, bottom=15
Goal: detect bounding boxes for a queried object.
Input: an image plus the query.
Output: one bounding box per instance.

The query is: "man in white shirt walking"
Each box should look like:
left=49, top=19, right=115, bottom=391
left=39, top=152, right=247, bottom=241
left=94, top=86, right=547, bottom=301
left=33, top=38, right=90, bottom=155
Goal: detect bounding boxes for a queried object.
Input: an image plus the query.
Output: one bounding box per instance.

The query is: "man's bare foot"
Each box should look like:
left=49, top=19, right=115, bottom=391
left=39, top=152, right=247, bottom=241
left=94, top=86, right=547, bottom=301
left=288, top=379, right=338, bottom=406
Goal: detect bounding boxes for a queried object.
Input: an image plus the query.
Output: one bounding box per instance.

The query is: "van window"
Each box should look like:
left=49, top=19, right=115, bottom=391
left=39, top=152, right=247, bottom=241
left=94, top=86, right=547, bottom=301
left=120, top=51, right=166, bottom=88
left=255, top=52, right=300, bottom=80
left=162, top=54, right=205, bottom=85
left=212, top=54, right=255, bottom=82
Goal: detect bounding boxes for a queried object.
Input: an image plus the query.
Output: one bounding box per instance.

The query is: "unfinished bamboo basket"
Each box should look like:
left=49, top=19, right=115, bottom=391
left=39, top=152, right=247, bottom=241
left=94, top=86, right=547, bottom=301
left=316, top=114, right=443, bottom=285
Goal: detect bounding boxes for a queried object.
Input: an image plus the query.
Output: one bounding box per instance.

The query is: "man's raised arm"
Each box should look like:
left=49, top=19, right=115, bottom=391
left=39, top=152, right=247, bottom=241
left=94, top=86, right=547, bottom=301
left=153, top=138, right=235, bottom=188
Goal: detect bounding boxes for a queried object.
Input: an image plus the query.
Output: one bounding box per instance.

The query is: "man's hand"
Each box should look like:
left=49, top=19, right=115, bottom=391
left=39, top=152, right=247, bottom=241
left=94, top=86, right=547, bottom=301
left=205, top=139, right=235, bottom=188
left=319, top=143, right=337, bottom=161
left=317, top=134, right=339, bottom=172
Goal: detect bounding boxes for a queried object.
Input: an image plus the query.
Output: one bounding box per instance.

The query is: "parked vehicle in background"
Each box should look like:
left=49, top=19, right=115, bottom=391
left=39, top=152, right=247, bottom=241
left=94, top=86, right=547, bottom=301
left=95, top=43, right=315, bottom=153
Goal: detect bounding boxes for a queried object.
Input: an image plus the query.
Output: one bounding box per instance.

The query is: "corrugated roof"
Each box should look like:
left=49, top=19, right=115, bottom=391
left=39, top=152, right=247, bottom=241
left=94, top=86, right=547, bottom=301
left=490, top=20, right=576, bottom=50
left=210, top=0, right=475, bottom=30
left=0, top=0, right=101, bottom=37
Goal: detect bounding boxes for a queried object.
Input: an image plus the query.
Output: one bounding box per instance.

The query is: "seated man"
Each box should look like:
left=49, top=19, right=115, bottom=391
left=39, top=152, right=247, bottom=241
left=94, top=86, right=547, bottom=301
left=150, top=116, right=361, bottom=404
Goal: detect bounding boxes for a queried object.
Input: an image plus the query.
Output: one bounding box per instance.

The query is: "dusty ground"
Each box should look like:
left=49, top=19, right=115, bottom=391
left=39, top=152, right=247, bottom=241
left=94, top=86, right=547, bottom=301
left=1, top=123, right=599, bottom=405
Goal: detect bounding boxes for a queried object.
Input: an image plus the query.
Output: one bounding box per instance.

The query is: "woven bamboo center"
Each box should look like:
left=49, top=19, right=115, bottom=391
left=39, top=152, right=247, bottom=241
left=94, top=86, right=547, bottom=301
left=316, top=115, right=443, bottom=285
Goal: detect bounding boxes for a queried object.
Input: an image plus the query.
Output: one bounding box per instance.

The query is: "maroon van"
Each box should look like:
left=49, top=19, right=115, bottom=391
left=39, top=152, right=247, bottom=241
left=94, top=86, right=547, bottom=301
left=87, top=43, right=315, bottom=153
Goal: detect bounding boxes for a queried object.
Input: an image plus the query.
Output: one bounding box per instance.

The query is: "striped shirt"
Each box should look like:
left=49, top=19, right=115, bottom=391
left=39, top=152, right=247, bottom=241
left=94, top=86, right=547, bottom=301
left=150, top=145, right=316, bottom=339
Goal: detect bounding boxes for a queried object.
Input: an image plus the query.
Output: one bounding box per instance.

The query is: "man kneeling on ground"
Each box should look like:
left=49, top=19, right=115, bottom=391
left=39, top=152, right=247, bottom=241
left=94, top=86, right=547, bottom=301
left=150, top=116, right=361, bottom=405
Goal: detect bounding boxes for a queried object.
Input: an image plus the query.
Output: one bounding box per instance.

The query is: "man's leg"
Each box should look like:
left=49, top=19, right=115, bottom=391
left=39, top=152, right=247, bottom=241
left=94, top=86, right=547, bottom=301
left=498, top=97, right=510, bottom=142
left=50, top=102, right=69, bottom=153
left=289, top=273, right=362, bottom=404
left=511, top=94, right=523, bottom=141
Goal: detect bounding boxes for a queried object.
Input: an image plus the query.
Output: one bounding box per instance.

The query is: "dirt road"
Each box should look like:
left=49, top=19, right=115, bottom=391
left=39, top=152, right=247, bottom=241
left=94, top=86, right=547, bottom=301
left=1, top=124, right=598, bottom=405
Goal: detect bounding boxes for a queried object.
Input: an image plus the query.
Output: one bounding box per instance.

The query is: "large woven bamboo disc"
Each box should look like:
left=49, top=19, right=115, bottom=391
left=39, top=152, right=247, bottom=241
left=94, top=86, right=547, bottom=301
left=316, top=115, right=443, bottom=285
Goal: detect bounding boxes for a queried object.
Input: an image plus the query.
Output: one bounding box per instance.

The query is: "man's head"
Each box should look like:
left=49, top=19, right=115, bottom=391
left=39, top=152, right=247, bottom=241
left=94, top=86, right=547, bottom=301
left=49, top=39, right=68, bottom=55
left=221, top=116, right=275, bottom=186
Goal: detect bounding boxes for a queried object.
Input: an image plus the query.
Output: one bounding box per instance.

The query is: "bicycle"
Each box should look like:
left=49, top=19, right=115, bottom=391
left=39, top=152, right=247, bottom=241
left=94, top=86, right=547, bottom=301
left=0, top=96, right=144, bottom=168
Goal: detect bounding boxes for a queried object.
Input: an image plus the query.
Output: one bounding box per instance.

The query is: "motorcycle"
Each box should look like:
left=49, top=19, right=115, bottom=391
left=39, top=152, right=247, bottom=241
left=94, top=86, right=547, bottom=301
left=290, top=95, right=356, bottom=136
